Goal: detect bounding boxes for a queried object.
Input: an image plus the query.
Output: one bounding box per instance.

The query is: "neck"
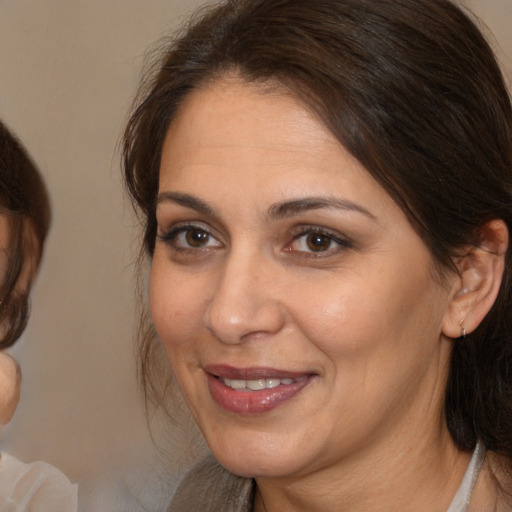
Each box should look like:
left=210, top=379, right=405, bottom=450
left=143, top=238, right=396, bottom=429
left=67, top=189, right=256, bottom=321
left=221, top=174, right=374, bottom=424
left=468, top=450, right=512, bottom=512
left=254, top=424, right=471, bottom=512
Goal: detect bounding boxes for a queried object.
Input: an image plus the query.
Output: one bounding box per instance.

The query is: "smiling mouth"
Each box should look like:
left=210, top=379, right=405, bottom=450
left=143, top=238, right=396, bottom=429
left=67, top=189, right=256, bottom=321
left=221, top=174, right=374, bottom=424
left=204, top=364, right=315, bottom=413
left=205, top=366, right=314, bottom=413
left=218, top=376, right=308, bottom=391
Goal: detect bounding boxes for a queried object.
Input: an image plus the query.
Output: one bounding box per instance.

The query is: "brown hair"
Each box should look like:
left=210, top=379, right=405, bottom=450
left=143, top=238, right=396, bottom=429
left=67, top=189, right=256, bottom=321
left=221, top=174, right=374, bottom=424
left=0, top=121, right=51, bottom=348
left=123, top=0, right=512, bottom=456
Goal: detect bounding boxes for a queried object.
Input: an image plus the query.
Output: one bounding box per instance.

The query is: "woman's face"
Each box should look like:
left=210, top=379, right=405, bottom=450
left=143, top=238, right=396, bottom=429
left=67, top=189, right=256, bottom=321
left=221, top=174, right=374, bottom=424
left=151, top=78, right=457, bottom=479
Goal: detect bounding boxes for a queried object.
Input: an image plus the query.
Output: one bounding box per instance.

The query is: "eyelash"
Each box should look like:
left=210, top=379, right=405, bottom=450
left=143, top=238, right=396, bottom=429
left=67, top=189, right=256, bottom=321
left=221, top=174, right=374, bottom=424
left=286, top=226, right=352, bottom=256
left=157, top=222, right=220, bottom=251
left=157, top=223, right=352, bottom=256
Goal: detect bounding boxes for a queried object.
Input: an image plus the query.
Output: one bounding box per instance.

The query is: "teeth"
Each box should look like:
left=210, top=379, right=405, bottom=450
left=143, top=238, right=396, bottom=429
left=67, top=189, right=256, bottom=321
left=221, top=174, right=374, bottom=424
left=220, top=376, right=306, bottom=391
left=247, top=379, right=266, bottom=391
left=266, top=379, right=280, bottom=389
left=233, top=379, right=247, bottom=389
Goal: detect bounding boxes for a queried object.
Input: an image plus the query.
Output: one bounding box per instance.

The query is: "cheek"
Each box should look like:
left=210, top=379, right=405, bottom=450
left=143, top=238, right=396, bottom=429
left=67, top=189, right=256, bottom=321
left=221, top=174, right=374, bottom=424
left=149, top=259, right=196, bottom=348
left=288, top=261, right=447, bottom=367
left=149, top=256, right=214, bottom=375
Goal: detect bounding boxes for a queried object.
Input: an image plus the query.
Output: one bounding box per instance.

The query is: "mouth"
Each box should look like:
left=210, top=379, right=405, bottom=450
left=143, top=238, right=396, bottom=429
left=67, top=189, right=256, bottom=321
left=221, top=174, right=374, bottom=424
left=204, top=365, right=315, bottom=414
left=218, top=375, right=307, bottom=391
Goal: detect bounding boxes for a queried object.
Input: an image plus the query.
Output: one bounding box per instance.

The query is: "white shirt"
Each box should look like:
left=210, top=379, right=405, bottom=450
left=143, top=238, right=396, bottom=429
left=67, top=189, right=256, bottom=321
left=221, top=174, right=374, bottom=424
left=0, top=452, right=77, bottom=511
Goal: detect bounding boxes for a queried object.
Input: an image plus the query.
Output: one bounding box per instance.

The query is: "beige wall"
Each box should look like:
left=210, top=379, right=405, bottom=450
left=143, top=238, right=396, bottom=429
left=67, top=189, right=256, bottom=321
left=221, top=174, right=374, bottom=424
left=0, top=0, right=510, bottom=510
left=467, top=0, right=512, bottom=77
left=0, top=1, right=205, bottom=509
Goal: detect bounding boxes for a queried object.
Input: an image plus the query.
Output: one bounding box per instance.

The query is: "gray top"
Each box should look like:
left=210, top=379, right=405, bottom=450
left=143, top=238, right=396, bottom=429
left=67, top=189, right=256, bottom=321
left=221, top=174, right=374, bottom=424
left=168, top=442, right=486, bottom=512
left=168, top=456, right=253, bottom=512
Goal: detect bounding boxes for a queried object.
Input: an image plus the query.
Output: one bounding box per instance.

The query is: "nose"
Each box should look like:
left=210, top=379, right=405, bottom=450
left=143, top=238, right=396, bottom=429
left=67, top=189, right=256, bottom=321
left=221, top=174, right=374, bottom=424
left=203, top=249, right=285, bottom=344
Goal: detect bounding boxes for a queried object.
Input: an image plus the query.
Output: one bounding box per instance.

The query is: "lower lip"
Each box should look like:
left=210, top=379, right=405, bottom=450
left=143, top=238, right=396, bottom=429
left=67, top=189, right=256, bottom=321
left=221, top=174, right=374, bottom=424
left=207, top=374, right=312, bottom=414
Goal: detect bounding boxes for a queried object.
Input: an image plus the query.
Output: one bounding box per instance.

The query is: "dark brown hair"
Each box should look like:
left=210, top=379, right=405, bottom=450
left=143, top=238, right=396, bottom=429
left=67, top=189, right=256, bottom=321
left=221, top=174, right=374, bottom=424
left=123, top=0, right=512, bottom=456
left=0, top=120, right=51, bottom=348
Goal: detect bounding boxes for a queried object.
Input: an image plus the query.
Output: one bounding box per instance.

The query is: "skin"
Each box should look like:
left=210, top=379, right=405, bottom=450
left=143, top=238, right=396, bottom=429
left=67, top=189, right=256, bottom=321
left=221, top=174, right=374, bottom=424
left=150, top=77, right=502, bottom=511
left=0, top=351, right=20, bottom=425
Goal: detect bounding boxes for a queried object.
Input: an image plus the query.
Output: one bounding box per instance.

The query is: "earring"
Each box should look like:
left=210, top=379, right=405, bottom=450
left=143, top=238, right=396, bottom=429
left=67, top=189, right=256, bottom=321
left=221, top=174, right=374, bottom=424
left=458, top=319, right=467, bottom=339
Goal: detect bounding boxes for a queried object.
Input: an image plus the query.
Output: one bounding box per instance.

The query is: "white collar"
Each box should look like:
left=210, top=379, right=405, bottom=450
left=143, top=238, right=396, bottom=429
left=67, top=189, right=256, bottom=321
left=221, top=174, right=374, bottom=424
left=446, top=441, right=486, bottom=512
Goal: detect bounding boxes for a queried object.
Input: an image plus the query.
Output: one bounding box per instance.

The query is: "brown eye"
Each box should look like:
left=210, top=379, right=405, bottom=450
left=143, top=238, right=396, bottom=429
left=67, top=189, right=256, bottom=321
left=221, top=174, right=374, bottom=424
left=158, top=224, right=222, bottom=250
left=185, top=228, right=211, bottom=247
left=306, top=233, right=332, bottom=252
left=287, top=228, right=350, bottom=255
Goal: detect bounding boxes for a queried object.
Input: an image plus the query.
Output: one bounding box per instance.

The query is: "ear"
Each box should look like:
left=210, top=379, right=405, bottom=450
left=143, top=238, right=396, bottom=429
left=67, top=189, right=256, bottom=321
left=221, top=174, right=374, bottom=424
left=442, top=219, right=509, bottom=339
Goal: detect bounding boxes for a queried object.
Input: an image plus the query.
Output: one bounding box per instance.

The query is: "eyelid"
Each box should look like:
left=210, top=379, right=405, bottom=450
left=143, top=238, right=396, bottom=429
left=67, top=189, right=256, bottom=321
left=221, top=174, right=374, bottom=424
left=285, top=225, right=352, bottom=254
left=157, top=221, right=222, bottom=249
left=157, top=220, right=209, bottom=238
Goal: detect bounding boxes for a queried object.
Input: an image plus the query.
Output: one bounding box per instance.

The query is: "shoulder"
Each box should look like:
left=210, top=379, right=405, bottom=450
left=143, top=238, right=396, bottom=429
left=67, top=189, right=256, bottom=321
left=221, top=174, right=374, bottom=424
left=168, top=455, right=254, bottom=512
left=0, top=452, right=77, bottom=511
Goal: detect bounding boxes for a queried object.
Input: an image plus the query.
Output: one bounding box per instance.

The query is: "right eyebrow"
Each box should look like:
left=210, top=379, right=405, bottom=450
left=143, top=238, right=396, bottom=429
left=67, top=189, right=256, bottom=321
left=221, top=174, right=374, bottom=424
left=156, top=191, right=216, bottom=216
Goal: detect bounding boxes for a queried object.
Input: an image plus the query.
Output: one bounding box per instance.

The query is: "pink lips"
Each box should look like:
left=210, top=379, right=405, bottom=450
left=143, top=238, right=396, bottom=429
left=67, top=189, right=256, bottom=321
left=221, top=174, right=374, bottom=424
left=205, top=365, right=313, bottom=414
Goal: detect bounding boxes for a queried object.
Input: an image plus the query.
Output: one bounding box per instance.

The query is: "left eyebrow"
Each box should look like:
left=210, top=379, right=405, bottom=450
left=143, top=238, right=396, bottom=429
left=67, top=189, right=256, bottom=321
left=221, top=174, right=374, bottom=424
left=268, top=197, right=377, bottom=221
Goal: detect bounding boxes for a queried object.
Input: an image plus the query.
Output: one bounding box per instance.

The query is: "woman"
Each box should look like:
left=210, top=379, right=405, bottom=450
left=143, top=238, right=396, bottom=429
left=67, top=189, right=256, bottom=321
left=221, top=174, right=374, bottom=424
left=0, top=120, right=77, bottom=510
left=0, top=121, right=50, bottom=350
left=123, top=0, right=512, bottom=510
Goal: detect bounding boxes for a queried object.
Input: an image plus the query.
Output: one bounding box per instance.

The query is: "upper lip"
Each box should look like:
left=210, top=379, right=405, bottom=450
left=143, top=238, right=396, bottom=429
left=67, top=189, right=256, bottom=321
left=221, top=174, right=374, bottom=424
left=204, top=364, right=313, bottom=380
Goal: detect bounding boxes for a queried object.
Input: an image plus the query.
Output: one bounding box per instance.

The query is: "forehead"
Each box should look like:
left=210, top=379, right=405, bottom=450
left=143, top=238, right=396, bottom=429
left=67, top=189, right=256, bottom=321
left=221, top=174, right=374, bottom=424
left=166, top=78, right=334, bottom=153
left=160, top=78, right=369, bottom=189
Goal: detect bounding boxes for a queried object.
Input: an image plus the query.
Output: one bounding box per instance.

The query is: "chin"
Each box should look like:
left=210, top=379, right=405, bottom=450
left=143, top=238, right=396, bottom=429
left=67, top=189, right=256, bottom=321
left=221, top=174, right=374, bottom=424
left=204, top=430, right=311, bottom=479
left=215, top=452, right=296, bottom=479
